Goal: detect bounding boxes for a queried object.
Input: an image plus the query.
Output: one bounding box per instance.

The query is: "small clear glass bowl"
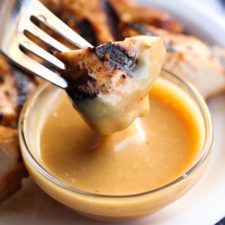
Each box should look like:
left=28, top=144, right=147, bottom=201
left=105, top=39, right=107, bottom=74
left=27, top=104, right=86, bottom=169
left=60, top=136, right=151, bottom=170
left=19, top=70, right=213, bottom=222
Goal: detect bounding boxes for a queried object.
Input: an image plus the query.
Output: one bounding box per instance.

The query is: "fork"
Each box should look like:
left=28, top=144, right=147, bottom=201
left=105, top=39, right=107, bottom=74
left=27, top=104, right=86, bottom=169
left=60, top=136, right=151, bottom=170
left=0, top=0, right=94, bottom=88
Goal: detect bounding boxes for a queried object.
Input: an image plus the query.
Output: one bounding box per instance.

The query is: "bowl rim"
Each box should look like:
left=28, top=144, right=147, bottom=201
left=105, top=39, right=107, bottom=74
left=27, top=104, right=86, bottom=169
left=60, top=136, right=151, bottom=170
left=19, top=70, right=213, bottom=199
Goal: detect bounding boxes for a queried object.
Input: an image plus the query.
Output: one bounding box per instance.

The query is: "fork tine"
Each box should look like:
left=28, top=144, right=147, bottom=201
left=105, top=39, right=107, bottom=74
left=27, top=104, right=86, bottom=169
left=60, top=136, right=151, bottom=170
left=7, top=40, right=67, bottom=88
left=20, top=35, right=66, bottom=70
left=25, top=20, right=70, bottom=53
left=19, top=52, right=67, bottom=88
left=0, top=0, right=93, bottom=89
left=33, top=1, right=94, bottom=49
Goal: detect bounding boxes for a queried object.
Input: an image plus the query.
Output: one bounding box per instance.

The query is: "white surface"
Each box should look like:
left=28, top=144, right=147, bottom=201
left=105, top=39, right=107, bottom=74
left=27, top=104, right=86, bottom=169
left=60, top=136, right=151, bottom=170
left=197, top=0, right=225, bottom=14
left=1, top=1, right=225, bottom=225
left=144, top=0, right=225, bottom=47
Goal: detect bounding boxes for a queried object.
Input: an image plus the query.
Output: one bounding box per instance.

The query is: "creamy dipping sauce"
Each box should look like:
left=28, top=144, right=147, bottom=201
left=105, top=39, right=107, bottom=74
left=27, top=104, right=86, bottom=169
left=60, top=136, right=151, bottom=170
left=39, top=78, right=204, bottom=196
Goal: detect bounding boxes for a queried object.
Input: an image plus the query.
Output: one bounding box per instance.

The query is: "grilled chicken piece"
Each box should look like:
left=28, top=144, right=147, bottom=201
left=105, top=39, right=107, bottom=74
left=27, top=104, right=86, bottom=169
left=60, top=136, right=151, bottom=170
left=122, top=23, right=225, bottom=99
left=42, top=0, right=113, bottom=46
left=108, top=0, right=183, bottom=34
left=12, top=69, right=39, bottom=109
left=0, top=55, right=39, bottom=127
left=0, top=126, right=27, bottom=202
left=58, top=36, right=166, bottom=134
left=41, top=0, right=61, bottom=16
left=0, top=55, right=18, bottom=127
left=0, top=56, right=37, bottom=201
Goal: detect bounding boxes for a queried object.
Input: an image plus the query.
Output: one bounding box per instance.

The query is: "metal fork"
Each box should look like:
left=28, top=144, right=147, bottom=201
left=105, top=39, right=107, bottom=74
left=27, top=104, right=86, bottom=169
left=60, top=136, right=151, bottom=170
left=0, top=0, right=94, bottom=88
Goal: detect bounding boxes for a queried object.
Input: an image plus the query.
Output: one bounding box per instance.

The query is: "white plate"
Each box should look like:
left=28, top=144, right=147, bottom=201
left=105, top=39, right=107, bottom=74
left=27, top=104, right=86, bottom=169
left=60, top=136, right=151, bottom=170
left=1, top=1, right=225, bottom=225
left=142, top=0, right=225, bottom=47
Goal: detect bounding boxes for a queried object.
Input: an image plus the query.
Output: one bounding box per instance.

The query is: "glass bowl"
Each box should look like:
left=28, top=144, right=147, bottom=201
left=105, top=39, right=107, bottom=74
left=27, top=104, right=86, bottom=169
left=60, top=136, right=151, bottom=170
left=19, top=70, right=213, bottom=222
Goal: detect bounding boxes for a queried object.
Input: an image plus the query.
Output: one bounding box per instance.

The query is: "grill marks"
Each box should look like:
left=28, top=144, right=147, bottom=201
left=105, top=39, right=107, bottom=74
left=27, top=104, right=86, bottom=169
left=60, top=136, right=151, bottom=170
left=0, top=55, right=18, bottom=127
left=64, top=67, right=99, bottom=100
left=0, top=55, right=39, bottom=127
left=0, top=113, right=3, bottom=124
left=123, top=23, right=157, bottom=37
left=60, top=42, right=135, bottom=101
left=123, top=23, right=177, bottom=53
left=0, top=75, right=5, bottom=84
left=108, top=0, right=183, bottom=36
left=41, top=0, right=114, bottom=46
left=59, top=36, right=166, bottom=134
left=104, top=1, right=124, bottom=41
left=12, top=70, right=38, bottom=108
left=40, top=0, right=183, bottom=45
left=76, top=19, right=98, bottom=46
left=60, top=15, right=99, bottom=46
left=95, top=42, right=136, bottom=72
